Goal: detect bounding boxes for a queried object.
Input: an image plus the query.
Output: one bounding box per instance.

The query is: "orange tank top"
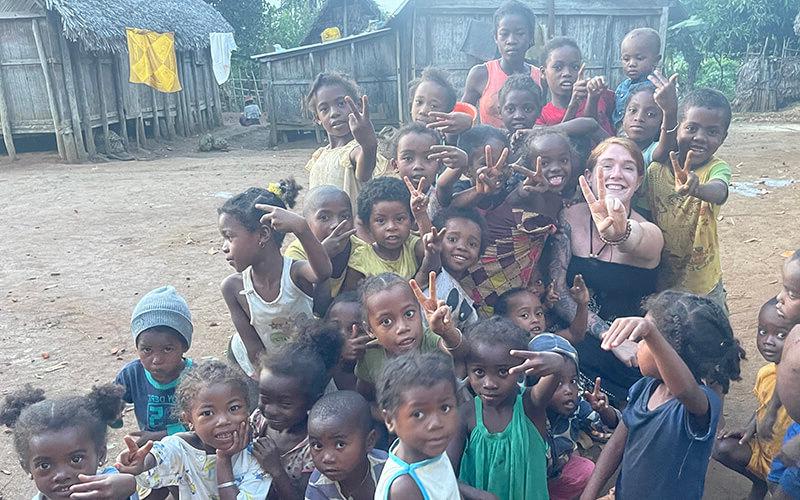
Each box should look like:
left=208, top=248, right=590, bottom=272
left=479, top=59, right=542, bottom=128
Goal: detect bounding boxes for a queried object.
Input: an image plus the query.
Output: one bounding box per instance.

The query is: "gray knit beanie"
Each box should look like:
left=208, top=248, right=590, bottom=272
left=131, top=286, right=193, bottom=348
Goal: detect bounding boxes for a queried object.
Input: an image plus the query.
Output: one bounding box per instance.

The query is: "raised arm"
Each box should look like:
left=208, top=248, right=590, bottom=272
left=648, top=70, right=679, bottom=164
left=345, top=95, right=380, bottom=182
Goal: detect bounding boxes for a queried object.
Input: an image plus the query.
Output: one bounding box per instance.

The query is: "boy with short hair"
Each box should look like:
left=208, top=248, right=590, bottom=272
left=114, top=285, right=193, bottom=445
left=646, top=88, right=733, bottom=311
left=613, top=27, right=661, bottom=127
left=305, top=390, right=388, bottom=499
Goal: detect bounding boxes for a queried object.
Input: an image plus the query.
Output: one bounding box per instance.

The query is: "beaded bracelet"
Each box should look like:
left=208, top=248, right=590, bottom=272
left=598, top=219, right=632, bottom=246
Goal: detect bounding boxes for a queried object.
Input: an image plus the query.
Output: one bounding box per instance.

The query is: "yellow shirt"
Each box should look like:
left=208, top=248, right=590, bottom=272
left=355, top=330, right=443, bottom=385
left=647, top=157, right=731, bottom=294
left=305, top=139, right=388, bottom=214
left=284, top=236, right=357, bottom=296
left=747, top=363, right=793, bottom=477
left=348, top=235, right=421, bottom=280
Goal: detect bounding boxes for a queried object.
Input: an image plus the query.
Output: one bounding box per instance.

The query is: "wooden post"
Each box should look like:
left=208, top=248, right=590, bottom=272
left=0, top=64, right=17, bottom=161
left=547, top=0, right=555, bottom=39
left=58, top=37, right=87, bottom=160
left=111, top=55, right=129, bottom=149
left=178, top=53, right=194, bottom=134
left=74, top=47, right=97, bottom=157
left=163, top=92, right=176, bottom=139
left=95, top=57, right=110, bottom=153
left=199, top=54, right=212, bottom=129
left=192, top=53, right=207, bottom=130
left=150, top=86, right=161, bottom=139
left=265, top=61, right=278, bottom=146
left=173, top=54, right=187, bottom=136
left=32, top=19, right=65, bottom=160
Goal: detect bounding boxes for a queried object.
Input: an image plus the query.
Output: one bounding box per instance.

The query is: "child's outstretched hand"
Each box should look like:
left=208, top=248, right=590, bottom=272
left=427, top=111, right=473, bottom=135
left=410, top=271, right=455, bottom=336
left=321, top=219, right=357, bottom=257
left=404, top=176, right=430, bottom=215
left=341, top=324, right=369, bottom=363
left=422, top=226, right=447, bottom=257
left=512, top=156, right=550, bottom=195
left=579, top=168, right=628, bottom=242
left=586, top=75, right=608, bottom=98
left=601, top=316, right=659, bottom=351
left=216, top=420, right=249, bottom=460
left=584, top=377, right=609, bottom=412
left=508, top=350, right=565, bottom=377
left=345, top=95, right=377, bottom=148
left=568, top=64, right=588, bottom=104
left=569, top=274, right=590, bottom=306
left=428, top=145, right=468, bottom=172
left=475, top=145, right=509, bottom=194
left=252, top=435, right=283, bottom=475
left=649, top=70, right=678, bottom=113
left=256, top=204, right=309, bottom=235
left=669, top=151, right=699, bottom=197
left=69, top=472, right=136, bottom=499
left=510, top=128, right=532, bottom=151
left=114, top=435, right=153, bottom=475
left=544, top=282, right=560, bottom=309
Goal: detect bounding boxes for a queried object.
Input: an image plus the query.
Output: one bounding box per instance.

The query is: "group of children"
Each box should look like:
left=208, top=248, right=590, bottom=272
left=2, top=1, right=798, bottom=499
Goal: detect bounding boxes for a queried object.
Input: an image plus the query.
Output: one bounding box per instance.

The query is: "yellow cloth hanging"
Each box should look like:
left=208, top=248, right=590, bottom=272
left=126, top=28, right=182, bottom=93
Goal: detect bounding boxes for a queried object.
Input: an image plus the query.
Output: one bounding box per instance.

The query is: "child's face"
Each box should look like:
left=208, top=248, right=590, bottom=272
left=441, top=217, right=482, bottom=277
left=495, top=14, right=532, bottom=62
left=219, top=213, right=262, bottom=273
left=394, top=132, right=440, bottom=192
left=467, top=341, right=523, bottom=408
left=623, top=91, right=662, bottom=147
left=327, top=301, right=362, bottom=338
left=531, top=134, right=573, bottom=192
left=677, top=106, right=728, bottom=168
left=467, top=137, right=507, bottom=180
left=365, top=284, right=423, bottom=356
left=258, top=368, right=310, bottom=432
left=136, top=327, right=188, bottom=384
left=184, top=382, right=249, bottom=452
left=411, top=81, right=451, bottom=124
left=591, top=143, right=642, bottom=203
left=777, top=258, right=800, bottom=323
left=504, top=290, right=545, bottom=337
left=757, top=304, right=792, bottom=364
left=367, top=200, right=412, bottom=252
left=544, top=46, right=582, bottom=98
left=550, top=361, right=579, bottom=416
left=530, top=267, right=546, bottom=297
left=384, top=380, right=459, bottom=461
left=314, top=84, right=354, bottom=139
left=307, top=193, right=353, bottom=245
left=27, top=427, right=100, bottom=499
left=308, top=417, right=374, bottom=482
left=501, top=89, right=541, bottom=134
left=620, top=37, right=660, bottom=81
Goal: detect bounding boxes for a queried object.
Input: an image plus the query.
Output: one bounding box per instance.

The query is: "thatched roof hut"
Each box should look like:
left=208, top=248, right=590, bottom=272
left=299, top=0, right=384, bottom=46
left=0, top=0, right=231, bottom=162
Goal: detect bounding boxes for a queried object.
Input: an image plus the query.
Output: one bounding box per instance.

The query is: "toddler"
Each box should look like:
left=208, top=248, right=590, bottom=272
left=580, top=291, right=744, bottom=500
left=0, top=383, right=135, bottom=500
left=375, top=352, right=461, bottom=499
left=613, top=28, right=662, bottom=127
left=303, top=72, right=387, bottom=213
left=115, top=285, right=193, bottom=445
left=305, top=391, right=388, bottom=499
left=715, top=298, right=794, bottom=500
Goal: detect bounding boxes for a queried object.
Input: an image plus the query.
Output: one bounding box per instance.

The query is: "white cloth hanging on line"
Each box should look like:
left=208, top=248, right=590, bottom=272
left=209, top=32, right=237, bottom=84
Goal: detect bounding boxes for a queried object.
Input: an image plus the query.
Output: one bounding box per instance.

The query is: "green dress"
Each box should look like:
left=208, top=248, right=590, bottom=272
left=459, top=392, right=550, bottom=500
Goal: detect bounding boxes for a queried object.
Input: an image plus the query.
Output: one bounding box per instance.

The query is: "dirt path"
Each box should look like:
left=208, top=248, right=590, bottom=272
left=1, top=120, right=798, bottom=498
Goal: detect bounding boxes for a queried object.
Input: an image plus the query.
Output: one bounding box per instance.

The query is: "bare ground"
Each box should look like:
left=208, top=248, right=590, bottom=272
left=1, top=117, right=799, bottom=498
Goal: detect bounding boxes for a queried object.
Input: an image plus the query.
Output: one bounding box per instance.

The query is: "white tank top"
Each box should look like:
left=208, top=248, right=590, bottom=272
left=230, top=256, right=313, bottom=376
left=374, top=441, right=460, bottom=500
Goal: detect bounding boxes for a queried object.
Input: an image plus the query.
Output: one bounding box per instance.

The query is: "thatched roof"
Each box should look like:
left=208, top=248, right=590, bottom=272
left=45, top=0, right=233, bottom=53
left=300, top=0, right=383, bottom=47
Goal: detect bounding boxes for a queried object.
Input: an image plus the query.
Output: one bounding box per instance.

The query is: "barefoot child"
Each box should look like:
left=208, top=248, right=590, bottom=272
left=218, top=183, right=332, bottom=379
left=0, top=384, right=136, bottom=499
left=376, top=352, right=462, bottom=499
left=462, top=0, right=542, bottom=128
left=115, top=286, right=194, bottom=445
left=306, top=391, right=388, bottom=499
left=714, top=298, right=794, bottom=500
left=448, top=317, right=569, bottom=500
left=580, top=291, right=744, bottom=500
left=117, top=360, right=270, bottom=498
left=613, top=28, right=662, bottom=128
left=303, top=73, right=388, bottom=213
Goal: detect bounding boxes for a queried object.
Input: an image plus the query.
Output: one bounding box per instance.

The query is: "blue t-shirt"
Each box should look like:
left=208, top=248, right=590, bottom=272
left=615, top=377, right=721, bottom=500
left=114, top=358, right=192, bottom=433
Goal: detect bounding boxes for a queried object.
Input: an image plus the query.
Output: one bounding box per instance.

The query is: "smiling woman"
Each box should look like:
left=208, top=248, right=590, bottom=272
left=547, top=137, right=665, bottom=403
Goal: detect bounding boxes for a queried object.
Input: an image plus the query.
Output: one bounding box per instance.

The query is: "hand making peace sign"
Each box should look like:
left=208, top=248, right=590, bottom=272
left=475, top=145, right=509, bottom=194
left=404, top=176, right=430, bottom=215
left=344, top=95, right=375, bottom=146
left=114, top=436, right=154, bottom=475
left=578, top=168, right=628, bottom=242
left=428, top=144, right=468, bottom=172
left=422, top=226, right=447, bottom=257
left=410, top=271, right=455, bottom=337
left=648, top=69, right=678, bottom=113
left=512, top=156, right=550, bottom=195
left=669, top=150, right=699, bottom=196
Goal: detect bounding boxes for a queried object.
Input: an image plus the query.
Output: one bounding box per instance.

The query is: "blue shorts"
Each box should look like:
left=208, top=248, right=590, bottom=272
left=769, top=422, right=800, bottom=484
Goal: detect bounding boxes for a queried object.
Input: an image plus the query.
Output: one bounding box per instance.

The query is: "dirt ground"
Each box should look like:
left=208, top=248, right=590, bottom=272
left=1, top=116, right=798, bottom=498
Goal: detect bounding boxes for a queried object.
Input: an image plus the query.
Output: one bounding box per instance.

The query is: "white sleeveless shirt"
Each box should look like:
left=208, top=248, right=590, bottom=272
left=230, top=256, right=313, bottom=376
left=374, top=440, right=460, bottom=500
